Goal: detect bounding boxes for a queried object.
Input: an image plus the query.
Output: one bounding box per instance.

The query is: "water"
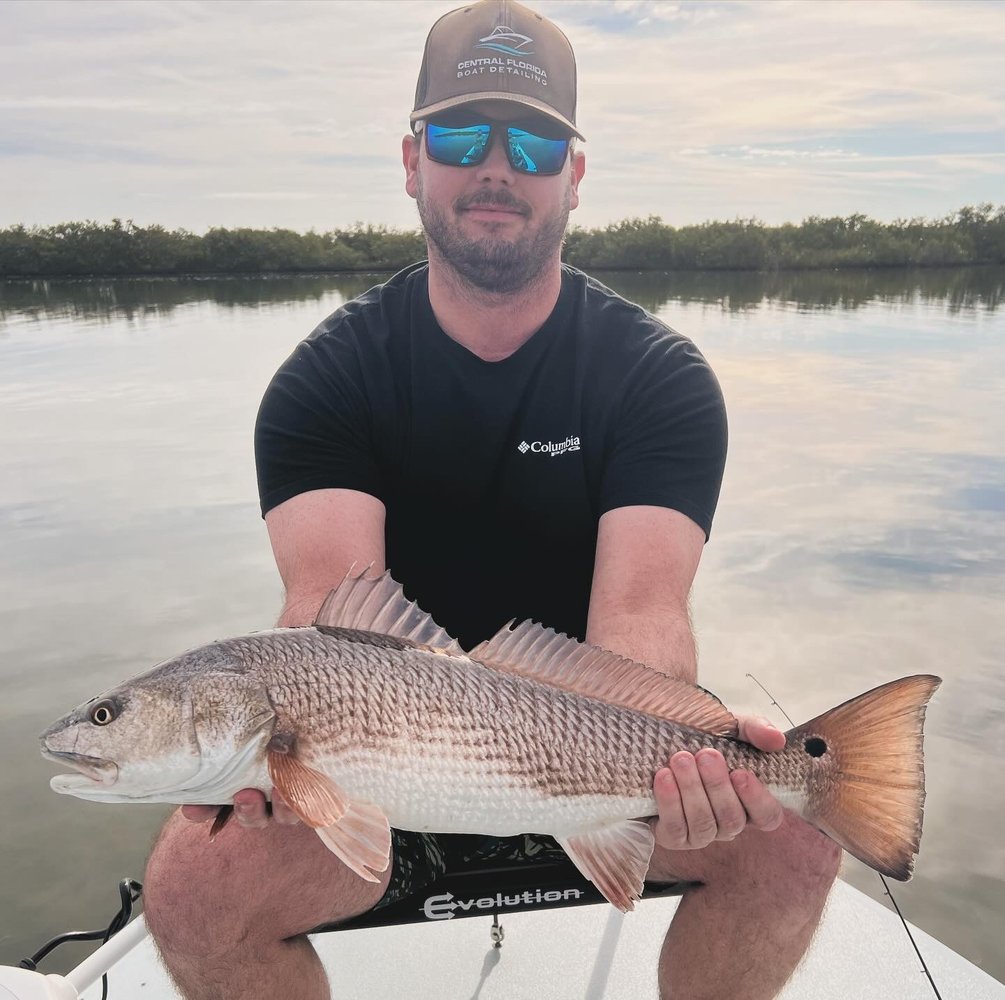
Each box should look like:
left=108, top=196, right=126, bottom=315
left=1, top=267, right=1003, bottom=984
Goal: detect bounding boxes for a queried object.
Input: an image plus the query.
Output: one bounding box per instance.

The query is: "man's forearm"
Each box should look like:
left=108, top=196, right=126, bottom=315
left=585, top=606, right=698, bottom=684
left=277, top=592, right=333, bottom=629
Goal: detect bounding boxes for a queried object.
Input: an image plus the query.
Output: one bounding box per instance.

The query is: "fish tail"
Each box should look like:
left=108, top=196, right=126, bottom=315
left=788, top=674, right=941, bottom=880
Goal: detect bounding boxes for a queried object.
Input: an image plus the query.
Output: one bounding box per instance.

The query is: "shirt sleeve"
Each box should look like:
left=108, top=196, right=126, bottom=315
left=598, top=331, right=728, bottom=540
left=254, top=322, right=383, bottom=518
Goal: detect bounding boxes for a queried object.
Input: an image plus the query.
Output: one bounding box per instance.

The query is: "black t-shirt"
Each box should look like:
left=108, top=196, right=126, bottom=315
left=255, top=263, right=727, bottom=650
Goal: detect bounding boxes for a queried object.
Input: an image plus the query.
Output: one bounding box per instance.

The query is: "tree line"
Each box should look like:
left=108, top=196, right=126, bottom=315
left=1, top=205, right=1002, bottom=277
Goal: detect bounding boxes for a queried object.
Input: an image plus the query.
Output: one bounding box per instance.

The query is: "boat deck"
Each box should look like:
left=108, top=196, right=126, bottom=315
left=80, top=880, right=1003, bottom=999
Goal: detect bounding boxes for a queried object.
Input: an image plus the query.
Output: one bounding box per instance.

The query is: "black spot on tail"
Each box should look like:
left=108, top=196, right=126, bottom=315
left=804, top=736, right=827, bottom=757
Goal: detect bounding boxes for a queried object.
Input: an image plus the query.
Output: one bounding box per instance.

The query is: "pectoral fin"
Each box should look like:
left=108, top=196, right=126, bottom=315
left=267, top=747, right=348, bottom=827
left=266, top=747, right=391, bottom=882
left=557, top=820, right=655, bottom=912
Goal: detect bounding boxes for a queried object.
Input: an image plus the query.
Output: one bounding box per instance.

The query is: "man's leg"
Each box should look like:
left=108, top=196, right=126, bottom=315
left=651, top=813, right=842, bottom=1000
left=143, top=810, right=389, bottom=1000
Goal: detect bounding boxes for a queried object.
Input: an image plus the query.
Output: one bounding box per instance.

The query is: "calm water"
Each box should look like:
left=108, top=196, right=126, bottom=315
left=1, top=267, right=1003, bottom=984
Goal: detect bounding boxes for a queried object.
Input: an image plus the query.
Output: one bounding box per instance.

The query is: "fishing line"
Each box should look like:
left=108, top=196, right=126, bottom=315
left=744, top=673, right=943, bottom=1000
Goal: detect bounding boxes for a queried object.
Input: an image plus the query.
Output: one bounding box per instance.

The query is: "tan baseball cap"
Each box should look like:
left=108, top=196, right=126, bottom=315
left=411, top=0, right=584, bottom=140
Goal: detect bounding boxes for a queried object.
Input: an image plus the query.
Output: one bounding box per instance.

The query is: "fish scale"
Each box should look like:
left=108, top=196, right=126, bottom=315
left=222, top=631, right=834, bottom=820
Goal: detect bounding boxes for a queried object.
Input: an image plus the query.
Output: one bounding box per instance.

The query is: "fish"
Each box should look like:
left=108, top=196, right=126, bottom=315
left=40, top=569, right=941, bottom=912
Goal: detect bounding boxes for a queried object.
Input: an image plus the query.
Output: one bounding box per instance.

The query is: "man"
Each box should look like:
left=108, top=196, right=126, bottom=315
left=143, top=2, right=840, bottom=998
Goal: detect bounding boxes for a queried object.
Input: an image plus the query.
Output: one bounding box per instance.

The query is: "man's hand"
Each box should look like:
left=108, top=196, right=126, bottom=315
left=180, top=789, right=302, bottom=829
left=652, top=716, right=786, bottom=850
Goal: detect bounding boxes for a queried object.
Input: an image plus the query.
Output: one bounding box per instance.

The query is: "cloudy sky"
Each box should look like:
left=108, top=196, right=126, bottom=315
left=2, top=0, right=1003, bottom=233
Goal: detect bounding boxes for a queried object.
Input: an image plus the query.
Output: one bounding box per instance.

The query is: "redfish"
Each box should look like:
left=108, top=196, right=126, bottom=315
left=40, top=570, right=940, bottom=911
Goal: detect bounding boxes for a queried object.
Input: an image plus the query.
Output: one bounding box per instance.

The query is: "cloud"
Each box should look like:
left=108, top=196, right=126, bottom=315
left=205, top=192, right=319, bottom=202
left=682, top=145, right=862, bottom=162
left=0, top=134, right=193, bottom=166
left=0, top=0, right=1002, bottom=230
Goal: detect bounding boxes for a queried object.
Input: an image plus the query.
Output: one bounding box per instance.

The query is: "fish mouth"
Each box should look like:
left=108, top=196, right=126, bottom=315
left=41, top=746, right=119, bottom=790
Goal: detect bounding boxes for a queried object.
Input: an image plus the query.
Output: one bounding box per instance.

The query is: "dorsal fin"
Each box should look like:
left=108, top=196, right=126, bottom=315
left=469, top=621, right=738, bottom=736
left=313, top=567, right=464, bottom=656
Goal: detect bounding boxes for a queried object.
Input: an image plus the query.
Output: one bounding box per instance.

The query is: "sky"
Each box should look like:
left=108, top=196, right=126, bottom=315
left=1, top=0, right=1003, bottom=233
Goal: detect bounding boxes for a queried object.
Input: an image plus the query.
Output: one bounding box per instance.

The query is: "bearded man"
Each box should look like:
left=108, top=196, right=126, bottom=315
left=143, top=3, right=840, bottom=998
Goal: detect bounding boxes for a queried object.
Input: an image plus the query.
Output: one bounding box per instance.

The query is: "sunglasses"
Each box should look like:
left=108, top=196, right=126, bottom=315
left=419, top=116, right=572, bottom=176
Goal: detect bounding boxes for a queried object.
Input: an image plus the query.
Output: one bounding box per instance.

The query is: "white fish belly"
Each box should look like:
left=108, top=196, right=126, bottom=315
left=328, top=747, right=657, bottom=837
left=765, top=783, right=808, bottom=816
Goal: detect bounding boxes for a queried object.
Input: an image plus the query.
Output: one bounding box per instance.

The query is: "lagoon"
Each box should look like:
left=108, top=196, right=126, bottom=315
left=1, top=267, right=1003, bottom=983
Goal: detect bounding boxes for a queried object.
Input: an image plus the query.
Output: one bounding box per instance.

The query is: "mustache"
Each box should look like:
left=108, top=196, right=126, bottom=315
left=455, top=191, right=532, bottom=216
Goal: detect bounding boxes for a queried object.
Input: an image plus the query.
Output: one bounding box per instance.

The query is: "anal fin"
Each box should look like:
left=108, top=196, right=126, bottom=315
left=557, top=820, right=655, bottom=912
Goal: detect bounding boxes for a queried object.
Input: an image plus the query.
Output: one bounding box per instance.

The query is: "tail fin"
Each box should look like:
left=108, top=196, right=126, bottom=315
left=787, top=675, right=941, bottom=881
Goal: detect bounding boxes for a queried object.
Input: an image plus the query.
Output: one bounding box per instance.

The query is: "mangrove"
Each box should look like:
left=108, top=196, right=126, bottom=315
left=0, top=206, right=1002, bottom=279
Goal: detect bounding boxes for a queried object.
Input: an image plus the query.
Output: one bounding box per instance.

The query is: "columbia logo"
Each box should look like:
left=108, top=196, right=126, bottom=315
left=517, top=436, right=582, bottom=458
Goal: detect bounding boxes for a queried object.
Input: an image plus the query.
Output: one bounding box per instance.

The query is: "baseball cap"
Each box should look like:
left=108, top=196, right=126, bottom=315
left=411, top=0, right=584, bottom=140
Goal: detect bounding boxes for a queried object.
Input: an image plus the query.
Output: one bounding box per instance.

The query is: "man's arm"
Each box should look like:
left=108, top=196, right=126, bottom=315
left=265, top=488, right=386, bottom=627
left=587, top=505, right=703, bottom=681
left=181, top=487, right=386, bottom=829
left=586, top=505, right=784, bottom=850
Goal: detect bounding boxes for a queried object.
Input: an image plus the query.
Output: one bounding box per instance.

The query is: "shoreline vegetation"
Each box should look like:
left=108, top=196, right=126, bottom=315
left=1, top=205, right=1003, bottom=278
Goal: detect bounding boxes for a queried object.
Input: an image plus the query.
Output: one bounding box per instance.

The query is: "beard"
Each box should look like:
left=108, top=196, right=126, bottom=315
left=416, top=179, right=571, bottom=295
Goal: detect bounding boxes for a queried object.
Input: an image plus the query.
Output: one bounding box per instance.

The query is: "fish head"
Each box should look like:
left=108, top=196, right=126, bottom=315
left=41, top=679, right=182, bottom=800
left=40, top=641, right=275, bottom=803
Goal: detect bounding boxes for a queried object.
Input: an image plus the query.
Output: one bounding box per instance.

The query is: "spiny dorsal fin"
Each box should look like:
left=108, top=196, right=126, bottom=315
left=469, top=620, right=738, bottom=736
left=313, top=566, right=464, bottom=656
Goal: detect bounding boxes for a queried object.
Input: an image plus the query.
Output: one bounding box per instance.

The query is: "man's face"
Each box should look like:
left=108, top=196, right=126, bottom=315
left=402, top=102, right=585, bottom=294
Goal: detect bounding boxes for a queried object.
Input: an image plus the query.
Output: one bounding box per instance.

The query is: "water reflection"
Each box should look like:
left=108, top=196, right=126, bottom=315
left=0, top=268, right=1003, bottom=982
left=1, top=266, right=1002, bottom=329
left=730, top=523, right=1005, bottom=592
left=599, top=266, right=1005, bottom=315
left=0, top=272, right=388, bottom=327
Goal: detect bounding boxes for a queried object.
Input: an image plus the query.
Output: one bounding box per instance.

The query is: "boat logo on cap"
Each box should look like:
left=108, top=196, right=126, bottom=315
left=476, top=26, right=535, bottom=56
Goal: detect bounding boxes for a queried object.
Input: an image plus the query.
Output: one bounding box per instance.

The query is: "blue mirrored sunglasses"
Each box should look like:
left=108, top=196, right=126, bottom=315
left=421, top=119, right=571, bottom=176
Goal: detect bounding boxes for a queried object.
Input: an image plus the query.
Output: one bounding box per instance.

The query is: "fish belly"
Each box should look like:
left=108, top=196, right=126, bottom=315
left=324, top=747, right=657, bottom=838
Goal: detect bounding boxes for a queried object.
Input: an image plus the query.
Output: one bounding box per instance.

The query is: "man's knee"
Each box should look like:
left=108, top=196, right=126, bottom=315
left=739, top=815, right=842, bottom=899
left=144, top=810, right=390, bottom=953
left=651, top=813, right=842, bottom=900
left=144, top=813, right=244, bottom=953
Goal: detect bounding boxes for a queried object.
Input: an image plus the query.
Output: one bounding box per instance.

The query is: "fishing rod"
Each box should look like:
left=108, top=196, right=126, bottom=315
left=745, top=672, right=944, bottom=1000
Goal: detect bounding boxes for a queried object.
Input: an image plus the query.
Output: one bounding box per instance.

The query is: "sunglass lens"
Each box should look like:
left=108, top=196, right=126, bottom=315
left=507, top=129, right=569, bottom=175
left=426, top=123, right=492, bottom=166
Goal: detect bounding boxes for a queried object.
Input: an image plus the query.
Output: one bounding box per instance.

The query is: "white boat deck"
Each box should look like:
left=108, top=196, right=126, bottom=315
left=78, top=880, right=1003, bottom=1000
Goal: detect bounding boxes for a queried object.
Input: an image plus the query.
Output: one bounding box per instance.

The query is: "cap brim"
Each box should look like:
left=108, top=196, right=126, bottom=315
left=411, top=92, right=585, bottom=141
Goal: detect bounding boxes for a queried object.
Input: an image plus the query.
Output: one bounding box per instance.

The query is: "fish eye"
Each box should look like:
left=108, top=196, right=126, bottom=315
left=89, top=700, right=117, bottom=726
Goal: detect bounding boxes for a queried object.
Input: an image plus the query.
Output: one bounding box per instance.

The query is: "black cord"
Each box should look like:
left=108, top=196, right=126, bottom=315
left=18, top=878, right=142, bottom=1000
